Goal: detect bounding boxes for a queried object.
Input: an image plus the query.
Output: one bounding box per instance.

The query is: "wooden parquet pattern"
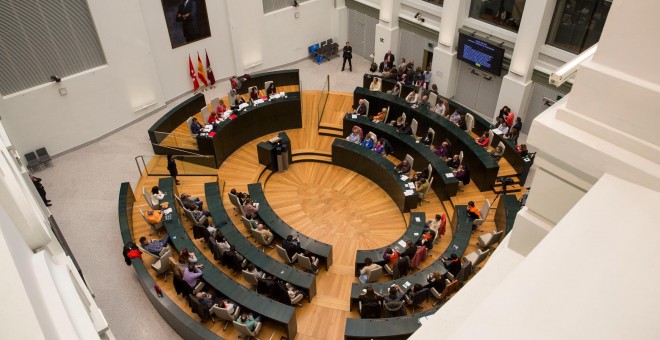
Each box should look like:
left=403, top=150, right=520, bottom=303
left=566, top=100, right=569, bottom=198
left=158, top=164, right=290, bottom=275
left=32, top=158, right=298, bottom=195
left=131, top=91, right=524, bottom=340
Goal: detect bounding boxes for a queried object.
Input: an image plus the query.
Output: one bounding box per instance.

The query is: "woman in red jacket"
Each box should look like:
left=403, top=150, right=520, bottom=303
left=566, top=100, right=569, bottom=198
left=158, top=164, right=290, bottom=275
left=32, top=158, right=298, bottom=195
left=475, top=131, right=489, bottom=148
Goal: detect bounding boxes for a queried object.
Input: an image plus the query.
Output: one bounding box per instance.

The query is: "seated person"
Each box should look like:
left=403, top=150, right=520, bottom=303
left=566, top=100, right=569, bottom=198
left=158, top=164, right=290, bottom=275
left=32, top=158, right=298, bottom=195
left=245, top=213, right=259, bottom=230
left=346, top=126, right=362, bottom=144
left=446, top=154, right=460, bottom=170
left=215, top=100, right=227, bottom=114
left=416, top=95, right=430, bottom=110
left=433, top=101, right=446, bottom=116
left=387, top=83, right=400, bottom=96
left=233, top=94, right=246, bottom=108
left=287, top=283, right=302, bottom=300
left=369, top=77, right=382, bottom=91
left=442, top=254, right=462, bottom=277
left=242, top=197, right=259, bottom=216
left=390, top=116, right=405, bottom=130
left=139, top=236, right=169, bottom=255
left=216, top=299, right=237, bottom=315
left=427, top=214, right=444, bottom=237
left=405, top=91, right=419, bottom=104
left=181, top=193, right=203, bottom=210
left=359, top=286, right=382, bottom=304
left=467, top=200, right=482, bottom=232
left=405, top=283, right=424, bottom=300
left=230, top=188, right=249, bottom=205
left=518, top=144, right=529, bottom=157
left=429, top=84, right=439, bottom=95
left=454, top=165, right=469, bottom=191
left=433, top=141, right=449, bottom=159
left=400, top=240, right=417, bottom=260
left=415, top=178, right=429, bottom=200
left=475, top=131, right=489, bottom=147
left=145, top=209, right=163, bottom=226
left=208, top=111, right=220, bottom=124
left=420, top=131, right=433, bottom=146
left=396, top=122, right=412, bottom=135
left=373, top=108, right=387, bottom=123
left=150, top=185, right=165, bottom=207
left=359, top=257, right=380, bottom=283
left=183, top=262, right=203, bottom=288
left=361, top=133, right=374, bottom=149
left=504, top=127, right=519, bottom=144
left=235, top=312, right=262, bottom=332
left=256, top=224, right=273, bottom=243
left=249, top=87, right=260, bottom=101
left=180, top=248, right=198, bottom=264
left=512, top=117, right=523, bottom=134
left=215, top=235, right=231, bottom=254
left=496, top=123, right=509, bottom=134
left=490, top=146, right=503, bottom=162
left=394, top=159, right=411, bottom=175
left=412, top=167, right=430, bottom=182
left=426, top=271, right=446, bottom=293
left=383, top=285, right=405, bottom=303
left=266, top=82, right=277, bottom=96
left=282, top=234, right=304, bottom=259
left=353, top=99, right=367, bottom=115
left=190, top=117, right=204, bottom=135
left=245, top=263, right=265, bottom=280
left=449, top=109, right=462, bottom=126
left=196, top=291, right=218, bottom=309
left=416, top=230, right=435, bottom=249
left=383, top=247, right=399, bottom=267
left=373, top=139, right=385, bottom=155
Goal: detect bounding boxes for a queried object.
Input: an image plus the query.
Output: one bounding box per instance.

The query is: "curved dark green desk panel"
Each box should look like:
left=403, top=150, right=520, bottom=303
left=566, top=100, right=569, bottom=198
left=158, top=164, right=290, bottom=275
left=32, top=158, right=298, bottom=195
left=148, top=93, right=206, bottom=147
left=343, top=114, right=459, bottom=199
left=157, top=178, right=298, bottom=339
left=203, top=182, right=317, bottom=301
left=234, top=70, right=301, bottom=95
left=118, top=182, right=223, bottom=340
left=247, top=183, right=333, bottom=269
left=344, top=307, right=440, bottom=340
left=332, top=139, right=417, bottom=213
left=353, top=87, right=499, bottom=191
left=196, top=92, right=303, bottom=167
left=354, top=212, right=425, bottom=276
left=496, top=194, right=521, bottom=235
left=349, top=206, right=473, bottom=304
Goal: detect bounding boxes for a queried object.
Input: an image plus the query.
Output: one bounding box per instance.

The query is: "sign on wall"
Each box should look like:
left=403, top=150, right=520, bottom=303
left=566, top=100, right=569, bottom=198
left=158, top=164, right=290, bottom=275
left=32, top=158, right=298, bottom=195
left=161, top=0, right=212, bottom=48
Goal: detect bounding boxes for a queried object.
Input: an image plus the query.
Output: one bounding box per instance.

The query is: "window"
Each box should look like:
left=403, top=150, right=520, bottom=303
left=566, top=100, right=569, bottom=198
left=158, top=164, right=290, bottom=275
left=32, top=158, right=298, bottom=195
left=0, top=0, right=106, bottom=96
left=420, top=0, right=444, bottom=7
left=469, top=0, right=527, bottom=33
left=546, top=0, right=612, bottom=54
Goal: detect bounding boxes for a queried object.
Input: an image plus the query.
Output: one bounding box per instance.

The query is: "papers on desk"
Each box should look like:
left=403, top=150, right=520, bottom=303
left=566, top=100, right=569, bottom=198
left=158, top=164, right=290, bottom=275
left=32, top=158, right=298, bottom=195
left=398, top=240, right=406, bottom=248
left=403, top=281, right=411, bottom=289
left=162, top=208, right=173, bottom=214
left=203, top=125, right=213, bottom=132
left=445, top=173, right=454, bottom=178
left=407, top=183, right=415, bottom=189
left=238, top=103, right=249, bottom=110
left=280, top=91, right=286, bottom=96
left=413, top=232, right=419, bottom=236
left=269, top=93, right=281, bottom=99
left=253, top=99, right=265, bottom=105
left=492, top=128, right=503, bottom=135
left=400, top=175, right=409, bottom=181
left=404, top=189, right=415, bottom=196
left=351, top=114, right=358, bottom=119
left=415, top=217, right=421, bottom=222
left=222, top=110, right=233, bottom=119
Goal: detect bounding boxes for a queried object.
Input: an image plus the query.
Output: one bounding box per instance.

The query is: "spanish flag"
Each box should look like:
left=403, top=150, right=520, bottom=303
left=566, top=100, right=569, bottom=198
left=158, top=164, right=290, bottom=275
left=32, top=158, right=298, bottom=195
left=197, top=52, right=208, bottom=86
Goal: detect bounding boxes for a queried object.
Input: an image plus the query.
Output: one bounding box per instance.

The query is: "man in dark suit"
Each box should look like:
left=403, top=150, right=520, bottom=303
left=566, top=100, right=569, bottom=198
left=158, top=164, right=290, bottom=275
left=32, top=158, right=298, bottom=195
left=176, top=0, right=198, bottom=42
left=342, top=42, right=353, bottom=72
left=353, top=99, right=367, bottom=115
left=282, top=235, right=303, bottom=259
left=384, top=50, right=395, bottom=64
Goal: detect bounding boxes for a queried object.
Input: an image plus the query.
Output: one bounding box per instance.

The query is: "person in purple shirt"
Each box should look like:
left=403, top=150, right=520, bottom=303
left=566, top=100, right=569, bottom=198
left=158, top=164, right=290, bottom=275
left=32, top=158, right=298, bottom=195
left=433, top=141, right=449, bottom=159
left=183, top=263, right=203, bottom=288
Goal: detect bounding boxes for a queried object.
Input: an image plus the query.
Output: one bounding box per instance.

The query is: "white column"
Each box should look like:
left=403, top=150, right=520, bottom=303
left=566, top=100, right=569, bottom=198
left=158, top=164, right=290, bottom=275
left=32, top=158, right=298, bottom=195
left=493, top=0, right=556, bottom=122
left=334, top=0, right=348, bottom=45
left=430, top=0, right=469, bottom=98
left=374, top=0, right=401, bottom=63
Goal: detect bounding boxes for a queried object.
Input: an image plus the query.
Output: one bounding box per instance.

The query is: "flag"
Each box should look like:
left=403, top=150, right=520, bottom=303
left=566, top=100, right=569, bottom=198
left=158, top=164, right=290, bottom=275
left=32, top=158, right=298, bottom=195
left=197, top=53, right=208, bottom=87
left=188, top=55, right=199, bottom=92
left=205, top=49, right=216, bottom=86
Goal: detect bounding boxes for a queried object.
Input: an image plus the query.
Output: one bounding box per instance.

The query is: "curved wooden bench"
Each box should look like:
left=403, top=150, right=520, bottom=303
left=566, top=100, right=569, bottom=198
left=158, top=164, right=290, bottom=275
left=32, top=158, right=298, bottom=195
left=118, top=182, right=223, bottom=340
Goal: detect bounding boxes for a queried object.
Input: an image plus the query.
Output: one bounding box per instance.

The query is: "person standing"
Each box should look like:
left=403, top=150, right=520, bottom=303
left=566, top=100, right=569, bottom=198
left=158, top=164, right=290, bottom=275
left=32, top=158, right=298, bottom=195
left=342, top=42, right=353, bottom=72
left=31, top=175, right=51, bottom=207
left=167, top=155, right=180, bottom=185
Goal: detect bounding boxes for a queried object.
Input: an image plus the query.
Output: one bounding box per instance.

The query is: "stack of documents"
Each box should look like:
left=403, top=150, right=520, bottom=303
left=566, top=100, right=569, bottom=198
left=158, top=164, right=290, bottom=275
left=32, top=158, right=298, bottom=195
left=404, top=189, right=415, bottom=196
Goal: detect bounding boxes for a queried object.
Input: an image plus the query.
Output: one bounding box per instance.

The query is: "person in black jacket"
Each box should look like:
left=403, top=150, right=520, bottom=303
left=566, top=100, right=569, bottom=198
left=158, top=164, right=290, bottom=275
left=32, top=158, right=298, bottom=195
left=342, top=42, right=353, bottom=72
left=282, top=234, right=303, bottom=260
left=442, top=254, right=462, bottom=277
left=167, top=154, right=180, bottom=185
left=31, top=175, right=51, bottom=206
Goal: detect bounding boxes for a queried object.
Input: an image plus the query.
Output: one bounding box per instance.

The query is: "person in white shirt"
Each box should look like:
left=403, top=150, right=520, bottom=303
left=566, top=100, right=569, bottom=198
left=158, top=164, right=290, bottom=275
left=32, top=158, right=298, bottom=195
left=150, top=186, right=165, bottom=207
left=405, top=91, right=419, bottom=104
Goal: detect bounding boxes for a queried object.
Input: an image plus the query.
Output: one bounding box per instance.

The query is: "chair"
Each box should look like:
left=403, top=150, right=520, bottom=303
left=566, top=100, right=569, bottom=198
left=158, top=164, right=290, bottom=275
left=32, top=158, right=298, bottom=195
left=428, top=92, right=438, bottom=108
left=463, top=249, right=490, bottom=268
left=228, top=193, right=245, bottom=216
left=405, top=288, right=430, bottom=313
left=139, top=208, right=164, bottom=236
left=141, top=186, right=159, bottom=210
left=24, top=152, right=41, bottom=172
left=359, top=300, right=382, bottom=318
left=276, top=245, right=299, bottom=265
left=210, top=98, right=220, bottom=113
left=173, top=194, right=185, bottom=212
left=290, top=292, right=304, bottom=307
left=308, top=44, right=320, bottom=59
left=401, top=112, right=407, bottom=123
left=383, top=263, right=393, bottom=276
left=320, top=40, right=327, bottom=49
left=251, top=229, right=273, bottom=250
left=472, top=199, right=492, bottom=230
left=363, top=99, right=370, bottom=115
left=455, top=260, right=472, bottom=283
left=411, top=118, right=419, bottom=137
left=498, top=141, right=506, bottom=154
left=189, top=294, right=211, bottom=322
left=384, top=106, right=390, bottom=123
left=228, top=90, right=237, bottom=105
left=248, top=86, right=258, bottom=98
left=201, top=106, right=211, bottom=124
left=241, top=215, right=255, bottom=237
left=35, top=148, right=52, bottom=168
left=459, top=151, right=464, bottom=165
left=297, top=254, right=319, bottom=273
left=396, top=82, right=404, bottom=97
left=433, top=279, right=458, bottom=306
left=465, top=113, right=475, bottom=133
left=365, top=265, right=383, bottom=283
left=383, top=300, right=406, bottom=317
left=242, top=270, right=260, bottom=290
left=233, top=319, right=262, bottom=339
left=326, top=38, right=333, bottom=46
left=186, top=117, right=194, bottom=134
left=427, top=128, right=435, bottom=146
left=434, top=212, right=447, bottom=244
left=368, top=131, right=377, bottom=147
left=151, top=249, right=172, bottom=281
left=478, top=230, right=504, bottom=249
left=405, top=154, right=414, bottom=177
left=488, top=129, right=494, bottom=147
left=192, top=281, right=205, bottom=295
left=419, top=177, right=434, bottom=206
left=210, top=305, right=240, bottom=330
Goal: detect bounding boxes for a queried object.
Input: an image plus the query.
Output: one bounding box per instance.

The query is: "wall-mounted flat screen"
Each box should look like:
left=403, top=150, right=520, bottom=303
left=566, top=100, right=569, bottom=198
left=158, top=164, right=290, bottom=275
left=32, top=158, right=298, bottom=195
left=457, top=33, right=505, bottom=76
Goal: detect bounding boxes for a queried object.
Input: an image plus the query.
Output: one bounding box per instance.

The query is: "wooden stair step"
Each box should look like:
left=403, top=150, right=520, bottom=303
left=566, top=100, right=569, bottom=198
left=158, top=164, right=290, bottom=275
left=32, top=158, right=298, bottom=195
left=319, top=122, right=343, bottom=131
left=319, top=128, right=344, bottom=137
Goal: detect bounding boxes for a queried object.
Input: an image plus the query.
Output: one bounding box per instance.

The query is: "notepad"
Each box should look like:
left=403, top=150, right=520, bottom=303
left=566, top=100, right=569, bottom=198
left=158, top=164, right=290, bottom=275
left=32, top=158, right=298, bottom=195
left=238, top=103, right=249, bottom=110
left=413, top=232, right=419, bottom=236
left=492, top=128, right=503, bottom=135
left=445, top=173, right=454, bottom=178
left=398, top=240, right=406, bottom=248
left=414, top=217, right=421, bottom=222
left=400, top=175, right=409, bottom=181
left=403, top=281, right=411, bottom=288
left=404, top=190, right=415, bottom=196
left=162, top=208, right=172, bottom=214
left=253, top=99, right=265, bottom=105
left=407, top=183, right=415, bottom=189
left=351, top=114, right=358, bottom=119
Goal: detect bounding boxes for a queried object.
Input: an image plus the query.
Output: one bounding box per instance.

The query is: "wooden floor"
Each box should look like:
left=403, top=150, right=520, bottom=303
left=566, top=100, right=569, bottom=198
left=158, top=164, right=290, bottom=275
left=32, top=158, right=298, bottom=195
left=132, top=91, right=524, bottom=340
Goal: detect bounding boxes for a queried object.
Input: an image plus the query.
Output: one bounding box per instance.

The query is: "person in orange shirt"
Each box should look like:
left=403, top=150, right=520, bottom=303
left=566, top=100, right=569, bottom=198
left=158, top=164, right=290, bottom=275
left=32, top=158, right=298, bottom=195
left=467, top=201, right=481, bottom=232
left=145, top=209, right=163, bottom=226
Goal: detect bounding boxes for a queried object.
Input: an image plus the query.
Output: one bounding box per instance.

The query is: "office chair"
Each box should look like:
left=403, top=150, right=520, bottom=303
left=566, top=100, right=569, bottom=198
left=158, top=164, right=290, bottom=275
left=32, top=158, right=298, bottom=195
left=472, top=199, right=492, bottom=230
left=24, top=152, right=41, bottom=172
left=142, top=186, right=159, bottom=210
left=463, top=249, right=490, bottom=268
left=233, top=319, right=262, bottom=339
left=210, top=305, right=240, bottom=330
left=419, top=177, right=434, bottom=206
left=228, top=192, right=245, bottom=216
left=405, top=154, right=415, bottom=177
left=276, top=245, right=299, bottom=265
left=242, top=270, right=260, bottom=291
left=411, top=118, right=419, bottom=137
left=427, top=128, right=436, bottom=146
left=459, top=151, right=464, bottom=165
left=201, top=106, right=211, bottom=124
left=251, top=228, right=274, bottom=250
left=365, top=265, right=384, bottom=283
left=297, top=254, right=319, bottom=274
left=151, top=249, right=172, bottom=282
left=478, top=230, right=504, bottom=249
left=210, top=98, right=220, bottom=113
left=35, top=147, right=52, bottom=168
left=428, top=92, right=437, bottom=108
left=405, top=288, right=430, bottom=313
left=465, top=113, right=475, bottom=133
left=498, top=141, right=506, bottom=154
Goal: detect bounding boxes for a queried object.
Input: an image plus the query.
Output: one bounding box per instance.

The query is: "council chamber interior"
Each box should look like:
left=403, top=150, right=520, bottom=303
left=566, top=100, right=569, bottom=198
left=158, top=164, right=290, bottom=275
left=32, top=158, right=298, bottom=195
left=1, top=1, right=659, bottom=339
